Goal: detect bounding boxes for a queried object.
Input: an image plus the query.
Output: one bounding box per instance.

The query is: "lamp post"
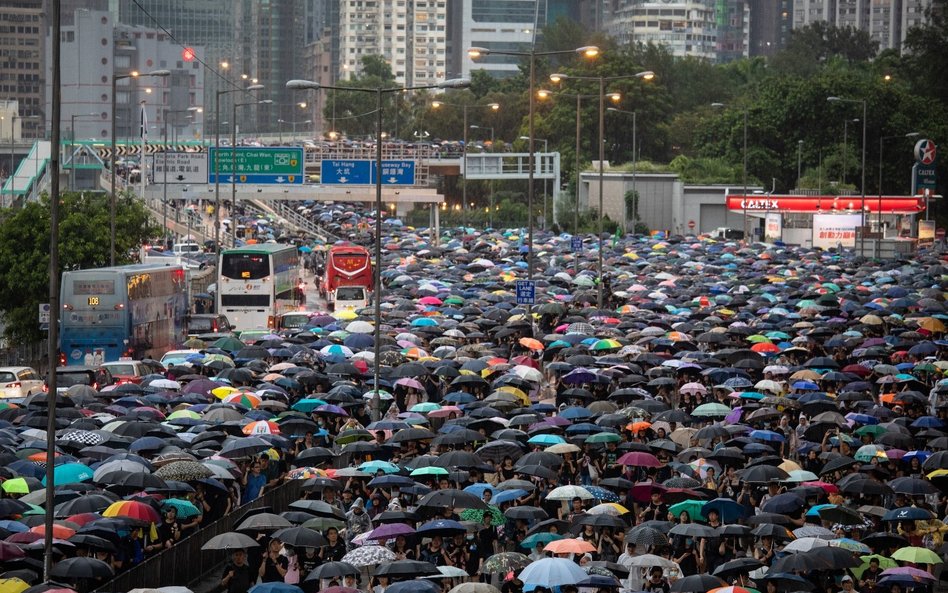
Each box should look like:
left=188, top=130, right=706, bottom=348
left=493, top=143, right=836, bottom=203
left=277, top=119, right=312, bottom=142
left=711, top=102, right=749, bottom=240
left=551, top=70, right=654, bottom=308
left=468, top=45, right=599, bottom=281
left=287, top=76, right=471, bottom=422
left=797, top=140, right=803, bottom=189
left=878, top=132, right=920, bottom=244
left=842, top=118, right=859, bottom=186
left=520, top=136, right=549, bottom=228
left=232, top=99, right=273, bottom=245
left=827, top=96, right=867, bottom=255
left=470, top=124, right=495, bottom=227
left=606, top=108, right=636, bottom=235
left=69, top=113, right=98, bottom=191
left=110, top=69, right=170, bottom=265
left=215, top=83, right=264, bottom=253
left=432, top=100, right=499, bottom=228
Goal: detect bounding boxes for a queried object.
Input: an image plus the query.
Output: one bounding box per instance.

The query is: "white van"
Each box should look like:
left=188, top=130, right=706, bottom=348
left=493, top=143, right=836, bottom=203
left=333, top=285, right=370, bottom=312
left=172, top=242, right=202, bottom=255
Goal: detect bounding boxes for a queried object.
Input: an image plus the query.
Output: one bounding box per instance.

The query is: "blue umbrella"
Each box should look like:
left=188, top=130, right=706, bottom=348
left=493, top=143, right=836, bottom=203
left=463, top=483, right=495, bottom=498
left=883, top=507, right=934, bottom=521
left=701, top=497, right=749, bottom=523
left=417, top=519, right=466, bottom=537
left=749, top=430, right=786, bottom=443
left=493, top=489, right=528, bottom=505
left=585, top=486, right=620, bottom=503
left=249, top=584, right=304, bottom=593
left=518, top=557, right=588, bottom=587
left=387, top=581, right=441, bottom=593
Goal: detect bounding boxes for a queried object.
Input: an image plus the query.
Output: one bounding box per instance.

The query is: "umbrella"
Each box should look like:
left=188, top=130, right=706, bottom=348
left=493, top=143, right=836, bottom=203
left=482, top=553, right=531, bottom=574
left=201, top=532, right=261, bottom=550
left=518, top=558, right=588, bottom=587
left=248, top=585, right=303, bottom=593
left=49, top=557, right=113, bottom=580
left=891, top=547, right=942, bottom=564
left=670, top=574, right=727, bottom=593
left=374, top=560, right=440, bottom=577
left=341, top=545, right=397, bottom=567
left=306, top=562, right=359, bottom=579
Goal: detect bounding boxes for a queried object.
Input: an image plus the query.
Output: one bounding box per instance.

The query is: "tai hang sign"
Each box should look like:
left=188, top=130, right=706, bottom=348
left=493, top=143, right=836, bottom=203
left=913, top=138, right=937, bottom=192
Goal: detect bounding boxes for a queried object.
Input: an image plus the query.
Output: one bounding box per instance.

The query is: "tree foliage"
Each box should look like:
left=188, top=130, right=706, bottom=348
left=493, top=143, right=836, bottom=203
left=0, top=192, right=157, bottom=343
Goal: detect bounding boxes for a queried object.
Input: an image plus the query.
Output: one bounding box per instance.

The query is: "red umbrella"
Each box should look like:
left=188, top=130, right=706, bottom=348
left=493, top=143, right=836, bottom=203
left=617, top=451, right=661, bottom=468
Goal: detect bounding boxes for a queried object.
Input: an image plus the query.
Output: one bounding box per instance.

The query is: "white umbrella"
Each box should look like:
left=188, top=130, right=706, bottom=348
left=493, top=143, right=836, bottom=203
left=150, top=378, right=181, bottom=390
left=438, top=566, right=469, bottom=578
left=546, top=485, right=593, bottom=501
left=626, top=554, right=678, bottom=568
left=346, top=320, right=375, bottom=334
left=782, top=537, right=830, bottom=553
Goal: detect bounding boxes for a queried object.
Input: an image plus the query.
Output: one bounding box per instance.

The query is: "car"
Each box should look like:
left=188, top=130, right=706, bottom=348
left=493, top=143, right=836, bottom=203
left=46, top=365, right=114, bottom=394
left=160, top=349, right=203, bottom=368
left=0, top=366, right=44, bottom=399
left=187, top=314, right=234, bottom=338
left=102, top=360, right=151, bottom=385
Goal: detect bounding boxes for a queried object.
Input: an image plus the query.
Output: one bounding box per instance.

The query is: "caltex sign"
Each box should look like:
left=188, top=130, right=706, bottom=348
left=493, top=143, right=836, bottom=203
left=913, top=138, right=937, bottom=191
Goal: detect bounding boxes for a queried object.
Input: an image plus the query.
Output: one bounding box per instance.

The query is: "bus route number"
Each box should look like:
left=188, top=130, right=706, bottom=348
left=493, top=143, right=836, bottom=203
left=88, top=296, right=100, bottom=306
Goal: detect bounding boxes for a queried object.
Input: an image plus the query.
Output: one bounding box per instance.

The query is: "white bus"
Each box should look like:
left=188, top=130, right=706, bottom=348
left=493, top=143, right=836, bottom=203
left=217, top=244, right=300, bottom=331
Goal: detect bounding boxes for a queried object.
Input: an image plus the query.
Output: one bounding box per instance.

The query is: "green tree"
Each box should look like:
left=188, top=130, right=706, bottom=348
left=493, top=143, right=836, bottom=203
left=770, top=23, right=879, bottom=77
left=0, top=191, right=157, bottom=343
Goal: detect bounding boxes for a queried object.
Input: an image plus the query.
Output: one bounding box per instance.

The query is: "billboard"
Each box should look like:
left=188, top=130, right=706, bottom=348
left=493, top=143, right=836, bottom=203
left=726, top=195, right=925, bottom=214
left=812, top=214, right=861, bottom=249
left=764, top=213, right=782, bottom=243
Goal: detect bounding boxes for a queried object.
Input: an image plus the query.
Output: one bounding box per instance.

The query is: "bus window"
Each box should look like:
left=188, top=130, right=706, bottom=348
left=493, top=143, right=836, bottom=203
left=221, top=254, right=269, bottom=280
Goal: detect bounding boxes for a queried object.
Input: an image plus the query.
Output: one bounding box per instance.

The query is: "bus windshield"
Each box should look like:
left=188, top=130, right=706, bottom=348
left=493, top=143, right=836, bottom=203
left=221, top=253, right=269, bottom=280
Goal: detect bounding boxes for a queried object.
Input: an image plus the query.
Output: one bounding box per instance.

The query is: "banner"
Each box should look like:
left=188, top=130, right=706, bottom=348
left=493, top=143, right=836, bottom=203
left=764, top=213, right=782, bottom=243
left=812, top=214, right=861, bottom=249
left=919, top=220, right=936, bottom=242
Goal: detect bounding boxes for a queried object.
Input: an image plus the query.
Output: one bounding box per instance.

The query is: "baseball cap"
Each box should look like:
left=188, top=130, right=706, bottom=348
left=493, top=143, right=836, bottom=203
left=841, top=576, right=853, bottom=583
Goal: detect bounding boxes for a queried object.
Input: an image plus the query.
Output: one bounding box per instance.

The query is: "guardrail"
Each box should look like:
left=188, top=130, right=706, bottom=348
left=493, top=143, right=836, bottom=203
left=93, top=480, right=302, bottom=593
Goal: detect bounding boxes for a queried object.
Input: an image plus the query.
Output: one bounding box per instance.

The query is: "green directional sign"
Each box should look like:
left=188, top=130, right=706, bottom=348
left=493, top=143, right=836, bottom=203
left=208, top=147, right=304, bottom=184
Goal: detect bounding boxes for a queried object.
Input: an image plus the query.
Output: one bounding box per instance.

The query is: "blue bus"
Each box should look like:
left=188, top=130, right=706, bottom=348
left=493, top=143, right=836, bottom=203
left=60, top=263, right=189, bottom=365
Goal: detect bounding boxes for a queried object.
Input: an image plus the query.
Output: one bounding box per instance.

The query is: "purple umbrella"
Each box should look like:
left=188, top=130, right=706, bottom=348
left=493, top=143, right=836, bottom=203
left=364, top=522, right=416, bottom=541
left=183, top=379, right=225, bottom=396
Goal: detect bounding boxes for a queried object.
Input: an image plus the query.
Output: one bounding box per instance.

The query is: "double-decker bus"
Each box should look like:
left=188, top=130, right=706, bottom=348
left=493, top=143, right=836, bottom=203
left=217, top=243, right=300, bottom=331
left=60, top=264, right=188, bottom=365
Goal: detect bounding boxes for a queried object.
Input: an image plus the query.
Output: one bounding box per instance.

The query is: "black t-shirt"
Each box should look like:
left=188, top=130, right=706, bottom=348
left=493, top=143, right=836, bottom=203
left=300, top=550, right=320, bottom=576
left=222, top=562, right=254, bottom=593
left=645, top=579, right=670, bottom=593
left=323, top=540, right=347, bottom=562
left=261, top=554, right=289, bottom=582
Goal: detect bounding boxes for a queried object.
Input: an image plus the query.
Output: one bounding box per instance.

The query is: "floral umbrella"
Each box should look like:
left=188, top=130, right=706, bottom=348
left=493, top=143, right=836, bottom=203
left=341, top=545, right=396, bottom=567
left=459, top=505, right=504, bottom=526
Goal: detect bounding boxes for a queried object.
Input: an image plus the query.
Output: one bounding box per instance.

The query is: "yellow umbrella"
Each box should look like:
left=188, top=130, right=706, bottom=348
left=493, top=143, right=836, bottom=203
left=497, top=385, right=529, bottom=404
left=211, top=386, right=238, bottom=400
left=0, top=578, right=29, bottom=593
left=334, top=310, right=358, bottom=321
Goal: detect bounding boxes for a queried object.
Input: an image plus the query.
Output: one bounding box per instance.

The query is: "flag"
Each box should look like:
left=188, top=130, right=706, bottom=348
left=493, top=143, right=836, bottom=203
left=139, top=102, right=148, bottom=140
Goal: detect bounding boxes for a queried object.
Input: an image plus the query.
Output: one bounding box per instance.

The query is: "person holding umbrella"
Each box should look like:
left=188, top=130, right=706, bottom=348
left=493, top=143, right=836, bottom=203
left=258, top=538, right=288, bottom=582
left=220, top=548, right=254, bottom=593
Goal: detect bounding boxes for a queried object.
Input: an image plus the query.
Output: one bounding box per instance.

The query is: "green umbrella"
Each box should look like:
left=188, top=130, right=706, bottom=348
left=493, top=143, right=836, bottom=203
left=585, top=433, right=621, bottom=444
left=520, top=532, right=563, bottom=549
left=291, top=398, right=328, bottom=412
left=692, top=403, right=731, bottom=418
left=851, top=555, right=898, bottom=579
left=891, top=546, right=942, bottom=565
left=42, top=462, right=94, bottom=486
left=410, top=402, right=442, bottom=413
left=162, top=498, right=202, bottom=519
left=1, top=478, right=32, bottom=494
left=213, top=336, right=245, bottom=352
left=167, top=410, right=201, bottom=421
left=302, top=517, right=345, bottom=531
left=668, top=499, right=707, bottom=520
left=460, top=505, right=504, bottom=527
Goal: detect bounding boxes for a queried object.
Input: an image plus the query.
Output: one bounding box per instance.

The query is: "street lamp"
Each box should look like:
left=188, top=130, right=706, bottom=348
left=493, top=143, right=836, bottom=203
left=520, top=136, right=550, bottom=228
left=471, top=124, right=496, bottom=227
left=711, top=102, right=749, bottom=240
left=232, top=99, right=273, bottom=244
left=878, top=131, right=919, bottom=242
left=277, top=118, right=313, bottom=143
left=287, top=76, right=471, bottom=421
left=842, top=118, right=859, bottom=186
left=215, top=83, right=264, bottom=253
left=827, top=96, right=867, bottom=255
left=551, top=70, right=653, bottom=307
left=69, top=113, right=98, bottom=191
left=469, top=45, right=599, bottom=281
left=606, top=107, right=637, bottom=236
left=797, top=140, right=804, bottom=189
left=110, top=69, right=170, bottom=266
left=431, top=100, right=499, bottom=228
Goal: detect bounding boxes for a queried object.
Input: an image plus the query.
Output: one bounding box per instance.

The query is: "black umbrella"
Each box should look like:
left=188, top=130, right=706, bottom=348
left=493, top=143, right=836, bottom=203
left=416, top=489, right=488, bottom=512
left=712, top=557, right=765, bottom=577
left=201, top=531, right=261, bottom=550
left=272, top=526, right=327, bottom=548
left=670, top=574, right=727, bottom=593
left=305, top=561, right=360, bottom=580
left=624, top=526, right=668, bottom=548
left=740, top=465, right=790, bottom=483
left=760, top=493, right=806, bottom=514
left=504, top=506, right=548, bottom=521
left=49, top=556, right=113, bottom=579
left=373, top=560, right=439, bottom=577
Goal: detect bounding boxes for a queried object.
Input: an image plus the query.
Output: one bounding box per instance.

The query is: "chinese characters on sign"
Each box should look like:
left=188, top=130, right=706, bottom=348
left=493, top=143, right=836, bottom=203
left=812, top=214, right=862, bottom=249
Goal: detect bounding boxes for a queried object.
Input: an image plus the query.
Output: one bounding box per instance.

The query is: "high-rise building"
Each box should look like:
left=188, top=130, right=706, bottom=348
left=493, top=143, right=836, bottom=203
left=337, top=0, right=448, bottom=87
left=453, top=0, right=548, bottom=79
left=234, top=0, right=306, bottom=133
left=791, top=0, right=936, bottom=53
left=0, top=0, right=45, bottom=138
left=114, top=0, right=237, bottom=136
left=604, top=1, right=721, bottom=61
left=749, top=0, right=793, bottom=57
left=49, top=8, right=204, bottom=143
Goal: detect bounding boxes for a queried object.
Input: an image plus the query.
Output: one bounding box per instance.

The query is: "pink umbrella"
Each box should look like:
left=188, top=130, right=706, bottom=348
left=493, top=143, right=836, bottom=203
left=395, top=378, right=425, bottom=390
left=617, top=451, right=661, bottom=468
left=428, top=406, right=463, bottom=418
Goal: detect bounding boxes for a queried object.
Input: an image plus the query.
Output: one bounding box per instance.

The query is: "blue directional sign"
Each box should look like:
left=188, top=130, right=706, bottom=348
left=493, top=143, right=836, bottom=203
left=321, top=160, right=373, bottom=185
left=515, top=280, right=536, bottom=306
left=379, top=160, right=416, bottom=185
left=208, top=147, right=304, bottom=184
left=571, top=236, right=584, bottom=251
left=321, top=159, right=416, bottom=185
